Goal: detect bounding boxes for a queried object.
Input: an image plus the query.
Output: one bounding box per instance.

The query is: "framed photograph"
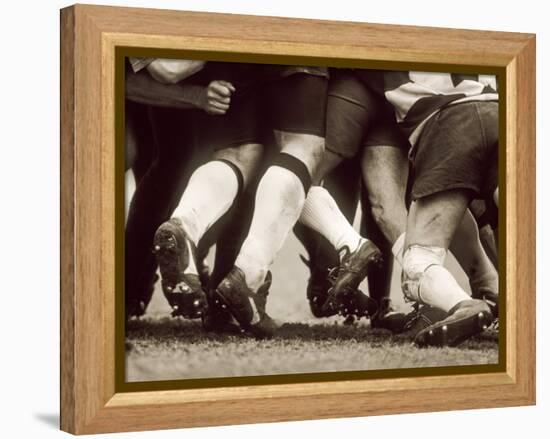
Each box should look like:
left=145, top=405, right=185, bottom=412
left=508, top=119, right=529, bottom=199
left=60, top=4, right=536, bottom=434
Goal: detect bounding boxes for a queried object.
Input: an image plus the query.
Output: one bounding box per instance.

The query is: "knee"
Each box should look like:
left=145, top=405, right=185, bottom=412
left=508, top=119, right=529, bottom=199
left=401, top=245, right=446, bottom=302
left=278, top=132, right=325, bottom=175
left=213, top=144, right=263, bottom=188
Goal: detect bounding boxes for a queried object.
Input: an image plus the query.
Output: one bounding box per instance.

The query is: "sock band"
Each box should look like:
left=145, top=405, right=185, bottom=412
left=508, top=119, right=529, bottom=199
left=272, top=152, right=311, bottom=194
left=213, top=159, right=244, bottom=197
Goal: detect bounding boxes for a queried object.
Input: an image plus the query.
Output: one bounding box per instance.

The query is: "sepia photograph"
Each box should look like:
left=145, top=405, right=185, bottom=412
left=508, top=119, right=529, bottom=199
left=123, top=56, right=500, bottom=383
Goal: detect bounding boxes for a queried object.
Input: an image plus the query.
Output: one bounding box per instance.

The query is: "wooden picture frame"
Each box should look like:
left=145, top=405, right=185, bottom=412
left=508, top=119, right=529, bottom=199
left=60, top=4, right=536, bottom=434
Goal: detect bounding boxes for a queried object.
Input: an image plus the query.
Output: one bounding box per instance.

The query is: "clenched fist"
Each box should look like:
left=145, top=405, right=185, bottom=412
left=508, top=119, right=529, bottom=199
left=200, top=80, right=236, bottom=115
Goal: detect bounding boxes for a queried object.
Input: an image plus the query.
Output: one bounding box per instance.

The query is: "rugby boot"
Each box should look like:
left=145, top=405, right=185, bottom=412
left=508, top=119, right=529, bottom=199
left=301, top=257, right=337, bottom=318
left=370, top=297, right=408, bottom=332
left=471, top=286, right=499, bottom=318
left=414, top=299, right=494, bottom=347
left=153, top=218, right=208, bottom=319
left=396, top=304, right=448, bottom=339
left=322, top=240, right=383, bottom=316
left=201, top=288, right=241, bottom=334
left=214, top=268, right=277, bottom=338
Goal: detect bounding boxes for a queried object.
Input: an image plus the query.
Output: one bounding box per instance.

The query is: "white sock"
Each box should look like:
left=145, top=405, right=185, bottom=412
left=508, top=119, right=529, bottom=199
left=403, top=245, right=471, bottom=313
left=420, top=265, right=472, bottom=312
left=236, top=166, right=306, bottom=291
left=173, top=160, right=239, bottom=245
left=392, top=233, right=406, bottom=267
left=298, top=186, right=364, bottom=255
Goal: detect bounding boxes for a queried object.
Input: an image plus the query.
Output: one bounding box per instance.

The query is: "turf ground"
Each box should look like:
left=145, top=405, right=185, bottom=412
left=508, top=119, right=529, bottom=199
left=124, top=175, right=498, bottom=382
left=125, top=225, right=499, bottom=382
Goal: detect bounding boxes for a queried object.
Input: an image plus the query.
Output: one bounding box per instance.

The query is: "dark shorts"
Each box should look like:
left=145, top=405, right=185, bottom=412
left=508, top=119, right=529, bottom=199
left=325, top=70, right=409, bottom=159
left=410, top=101, right=498, bottom=201
left=193, top=62, right=328, bottom=151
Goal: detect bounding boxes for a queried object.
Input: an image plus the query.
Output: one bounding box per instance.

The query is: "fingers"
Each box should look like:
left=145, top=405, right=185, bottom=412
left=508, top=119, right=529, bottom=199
left=206, top=107, right=227, bottom=115
left=205, top=80, right=236, bottom=115
left=208, top=100, right=230, bottom=112
left=209, top=81, right=235, bottom=99
left=218, top=80, right=236, bottom=93
left=207, top=92, right=230, bottom=105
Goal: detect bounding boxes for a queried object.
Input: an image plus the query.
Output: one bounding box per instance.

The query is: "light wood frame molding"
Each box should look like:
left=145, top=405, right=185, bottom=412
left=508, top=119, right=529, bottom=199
left=60, top=4, right=536, bottom=434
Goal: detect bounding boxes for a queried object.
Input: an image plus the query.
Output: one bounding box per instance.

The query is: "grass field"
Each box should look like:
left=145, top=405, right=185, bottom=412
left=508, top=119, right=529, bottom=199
left=125, top=175, right=498, bottom=383
left=125, top=227, right=498, bottom=382
left=126, top=316, right=498, bottom=381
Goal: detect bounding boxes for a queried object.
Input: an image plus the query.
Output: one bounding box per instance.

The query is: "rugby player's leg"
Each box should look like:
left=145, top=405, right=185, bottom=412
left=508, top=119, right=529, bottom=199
left=125, top=100, right=154, bottom=317
left=361, top=145, right=409, bottom=329
left=403, top=102, right=498, bottom=346
left=469, top=199, right=498, bottom=268
left=214, top=73, right=328, bottom=337
left=170, top=143, right=262, bottom=254
left=449, top=209, right=499, bottom=316
left=201, top=176, right=259, bottom=333
left=300, top=182, right=383, bottom=319
left=293, top=148, right=355, bottom=255
left=299, top=72, right=372, bottom=257
left=296, top=72, right=383, bottom=316
left=362, top=146, right=408, bottom=247
left=404, top=190, right=473, bottom=311
left=234, top=131, right=324, bottom=292
left=369, top=148, right=499, bottom=315
left=125, top=106, right=193, bottom=318
left=154, top=142, right=263, bottom=318
left=154, top=74, right=265, bottom=319
left=232, top=74, right=328, bottom=291
left=295, top=154, right=360, bottom=317
left=125, top=100, right=139, bottom=174
left=126, top=100, right=156, bottom=184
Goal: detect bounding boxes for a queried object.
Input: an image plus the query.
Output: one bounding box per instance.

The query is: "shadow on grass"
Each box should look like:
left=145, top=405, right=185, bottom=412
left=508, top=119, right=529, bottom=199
left=126, top=316, right=498, bottom=350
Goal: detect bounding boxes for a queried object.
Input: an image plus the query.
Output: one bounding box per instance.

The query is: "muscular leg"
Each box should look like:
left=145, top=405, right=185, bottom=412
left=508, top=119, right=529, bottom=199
left=153, top=141, right=264, bottom=319
left=172, top=143, right=263, bottom=248
left=400, top=100, right=498, bottom=345
left=361, top=146, right=498, bottom=300
left=294, top=151, right=357, bottom=272
left=358, top=146, right=408, bottom=327
left=449, top=209, right=498, bottom=294
left=360, top=145, right=407, bottom=300
left=213, top=72, right=330, bottom=336
left=293, top=152, right=362, bottom=317
left=360, top=187, right=393, bottom=304
left=404, top=190, right=472, bottom=311
left=360, top=146, right=407, bottom=303
left=235, top=132, right=325, bottom=290
left=361, top=146, right=408, bottom=244
left=206, top=185, right=257, bottom=290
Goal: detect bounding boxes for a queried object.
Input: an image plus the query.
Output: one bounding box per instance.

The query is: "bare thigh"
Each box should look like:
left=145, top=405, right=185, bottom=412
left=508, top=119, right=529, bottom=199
left=274, top=131, right=325, bottom=179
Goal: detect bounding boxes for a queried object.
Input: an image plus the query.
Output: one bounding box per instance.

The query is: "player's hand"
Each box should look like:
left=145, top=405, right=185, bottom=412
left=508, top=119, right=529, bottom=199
left=201, top=80, right=235, bottom=115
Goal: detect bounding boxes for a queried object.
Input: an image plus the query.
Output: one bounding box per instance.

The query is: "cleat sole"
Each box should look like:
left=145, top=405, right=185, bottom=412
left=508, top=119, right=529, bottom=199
left=415, top=303, right=493, bottom=348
